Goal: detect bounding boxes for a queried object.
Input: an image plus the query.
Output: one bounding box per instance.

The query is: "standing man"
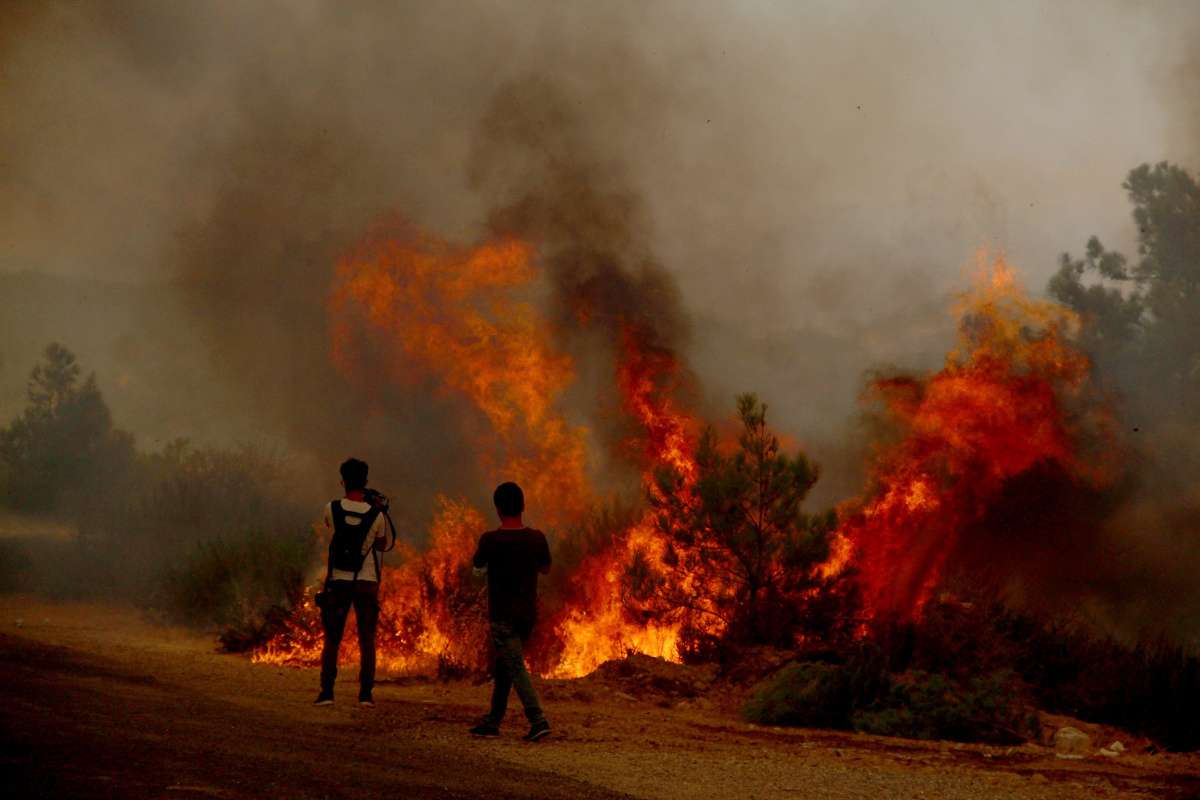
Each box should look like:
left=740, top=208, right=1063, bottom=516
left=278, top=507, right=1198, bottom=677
left=469, top=481, right=552, bottom=741
left=314, top=457, right=393, bottom=707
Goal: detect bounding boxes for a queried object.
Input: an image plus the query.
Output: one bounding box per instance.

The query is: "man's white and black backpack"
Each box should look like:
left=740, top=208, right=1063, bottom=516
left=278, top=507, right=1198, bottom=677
left=327, top=500, right=383, bottom=579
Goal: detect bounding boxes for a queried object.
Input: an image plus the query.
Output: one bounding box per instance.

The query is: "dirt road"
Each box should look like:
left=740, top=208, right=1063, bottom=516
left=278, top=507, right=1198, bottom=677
left=1, top=596, right=1197, bottom=800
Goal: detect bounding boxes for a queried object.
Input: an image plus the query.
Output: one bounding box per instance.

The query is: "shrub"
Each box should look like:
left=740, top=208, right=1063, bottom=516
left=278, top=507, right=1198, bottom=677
left=0, top=539, right=29, bottom=592
left=742, top=661, right=853, bottom=728
left=852, top=670, right=1038, bottom=744
left=162, top=529, right=314, bottom=645
left=742, top=646, right=889, bottom=729
left=0, top=346, right=320, bottom=647
left=1019, top=627, right=1200, bottom=751
left=877, top=593, right=1200, bottom=750
left=744, top=648, right=1037, bottom=745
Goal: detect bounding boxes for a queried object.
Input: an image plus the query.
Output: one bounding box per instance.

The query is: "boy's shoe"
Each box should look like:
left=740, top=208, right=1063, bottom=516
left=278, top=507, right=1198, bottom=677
left=469, top=722, right=500, bottom=737
left=313, top=690, right=334, bottom=706
left=358, top=691, right=375, bottom=708
left=522, top=720, right=551, bottom=742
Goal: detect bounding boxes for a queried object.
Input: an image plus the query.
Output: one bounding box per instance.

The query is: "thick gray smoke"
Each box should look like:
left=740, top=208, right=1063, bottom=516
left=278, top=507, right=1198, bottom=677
left=3, top=1, right=1200, bottom=611
left=468, top=76, right=697, bottom=472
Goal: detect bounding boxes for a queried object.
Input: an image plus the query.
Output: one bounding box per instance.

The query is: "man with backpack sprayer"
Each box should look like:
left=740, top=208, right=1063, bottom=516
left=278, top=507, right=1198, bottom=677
left=313, top=457, right=395, bottom=707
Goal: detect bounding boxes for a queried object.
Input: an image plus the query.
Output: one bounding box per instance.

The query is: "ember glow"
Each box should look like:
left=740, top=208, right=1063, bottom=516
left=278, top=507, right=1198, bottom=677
left=255, top=240, right=1110, bottom=677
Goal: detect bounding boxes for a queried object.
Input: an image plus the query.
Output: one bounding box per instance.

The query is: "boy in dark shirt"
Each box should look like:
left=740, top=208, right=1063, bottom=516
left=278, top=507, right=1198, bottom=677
left=469, top=481, right=552, bottom=741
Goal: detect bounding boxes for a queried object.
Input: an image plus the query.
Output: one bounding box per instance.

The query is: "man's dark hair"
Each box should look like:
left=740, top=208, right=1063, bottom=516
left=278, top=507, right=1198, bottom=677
left=340, top=458, right=369, bottom=491
left=493, top=481, right=524, bottom=517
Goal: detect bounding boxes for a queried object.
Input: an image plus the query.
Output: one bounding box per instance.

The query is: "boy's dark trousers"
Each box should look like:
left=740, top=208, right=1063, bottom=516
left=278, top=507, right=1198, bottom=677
left=319, top=579, right=379, bottom=694
left=483, top=619, right=545, bottom=725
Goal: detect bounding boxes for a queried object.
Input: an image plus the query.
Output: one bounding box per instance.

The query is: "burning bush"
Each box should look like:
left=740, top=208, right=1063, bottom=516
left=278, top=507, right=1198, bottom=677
left=637, top=393, right=841, bottom=650
left=837, top=256, right=1116, bottom=622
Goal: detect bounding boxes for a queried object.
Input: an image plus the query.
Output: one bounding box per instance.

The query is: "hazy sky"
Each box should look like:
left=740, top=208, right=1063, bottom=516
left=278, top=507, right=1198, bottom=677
left=2, top=0, right=1197, bottom=500
left=4, top=2, right=1193, bottom=286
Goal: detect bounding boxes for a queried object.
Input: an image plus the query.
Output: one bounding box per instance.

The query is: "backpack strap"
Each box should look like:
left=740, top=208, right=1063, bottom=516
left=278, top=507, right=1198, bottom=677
left=341, top=501, right=380, bottom=585
left=354, top=505, right=382, bottom=584
left=323, top=500, right=340, bottom=589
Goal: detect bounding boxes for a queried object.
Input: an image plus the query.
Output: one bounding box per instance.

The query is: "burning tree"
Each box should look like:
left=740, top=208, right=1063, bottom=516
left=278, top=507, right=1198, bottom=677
left=638, top=394, right=838, bottom=650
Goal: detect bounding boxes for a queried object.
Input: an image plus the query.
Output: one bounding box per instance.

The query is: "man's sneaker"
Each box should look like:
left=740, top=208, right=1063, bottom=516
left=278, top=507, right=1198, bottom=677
left=358, top=691, right=375, bottom=708
left=313, top=690, right=334, bottom=706
left=523, top=720, right=551, bottom=742
left=469, top=722, right=500, bottom=737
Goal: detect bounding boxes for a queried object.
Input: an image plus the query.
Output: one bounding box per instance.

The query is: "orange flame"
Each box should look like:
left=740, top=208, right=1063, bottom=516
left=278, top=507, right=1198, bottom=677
left=255, top=219, right=707, bottom=678
left=328, top=219, right=592, bottom=527
left=838, top=253, right=1110, bottom=621
left=546, top=327, right=711, bottom=677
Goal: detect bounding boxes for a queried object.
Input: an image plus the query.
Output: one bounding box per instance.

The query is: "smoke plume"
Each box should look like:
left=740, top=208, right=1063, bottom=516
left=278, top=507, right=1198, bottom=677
left=3, top=1, right=1200, bottom=632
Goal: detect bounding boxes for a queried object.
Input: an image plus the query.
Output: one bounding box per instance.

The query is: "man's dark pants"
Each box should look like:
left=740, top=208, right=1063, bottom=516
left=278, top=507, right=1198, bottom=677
left=319, top=579, right=379, bottom=694
left=484, top=619, right=546, bottom=725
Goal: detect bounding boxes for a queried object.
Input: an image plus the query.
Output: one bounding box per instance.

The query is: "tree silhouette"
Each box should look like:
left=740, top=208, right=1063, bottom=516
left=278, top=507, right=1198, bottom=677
left=0, top=343, right=133, bottom=513
left=1049, top=162, right=1200, bottom=423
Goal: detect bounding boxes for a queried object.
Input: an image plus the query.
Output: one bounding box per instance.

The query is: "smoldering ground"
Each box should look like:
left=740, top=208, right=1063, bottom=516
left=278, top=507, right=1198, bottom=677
left=2, top=1, right=1200, bottom=636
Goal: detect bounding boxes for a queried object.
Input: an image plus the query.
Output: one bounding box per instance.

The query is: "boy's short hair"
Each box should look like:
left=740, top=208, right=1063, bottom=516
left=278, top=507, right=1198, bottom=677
left=340, top=458, right=369, bottom=491
left=493, top=481, right=524, bottom=517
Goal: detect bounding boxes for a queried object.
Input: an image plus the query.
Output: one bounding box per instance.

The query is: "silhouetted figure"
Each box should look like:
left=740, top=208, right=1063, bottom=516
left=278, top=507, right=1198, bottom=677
left=313, top=458, right=394, bottom=707
left=469, top=482, right=552, bottom=741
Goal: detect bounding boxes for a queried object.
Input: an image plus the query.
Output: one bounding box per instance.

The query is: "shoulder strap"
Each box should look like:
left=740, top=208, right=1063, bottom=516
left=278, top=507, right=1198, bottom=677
left=372, top=509, right=396, bottom=581
left=323, top=500, right=339, bottom=588
left=349, top=504, right=382, bottom=585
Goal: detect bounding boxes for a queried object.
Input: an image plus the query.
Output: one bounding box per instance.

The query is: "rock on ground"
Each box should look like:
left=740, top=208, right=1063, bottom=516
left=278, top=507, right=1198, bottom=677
left=1054, top=726, right=1092, bottom=759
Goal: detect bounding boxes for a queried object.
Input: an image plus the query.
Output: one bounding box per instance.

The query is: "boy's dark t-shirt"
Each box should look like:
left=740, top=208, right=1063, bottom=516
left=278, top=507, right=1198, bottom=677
left=472, top=527, right=551, bottom=629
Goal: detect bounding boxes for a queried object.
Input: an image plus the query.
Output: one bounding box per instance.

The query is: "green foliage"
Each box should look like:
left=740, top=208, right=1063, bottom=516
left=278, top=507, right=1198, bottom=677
left=68, top=438, right=313, bottom=606
left=163, top=530, right=313, bottom=643
left=852, top=670, right=1037, bottom=744
left=743, top=651, right=1036, bottom=745
left=1049, top=162, right=1200, bottom=420
left=1048, top=237, right=1143, bottom=358
left=0, top=344, right=314, bottom=631
left=643, top=394, right=840, bottom=647
left=0, top=343, right=136, bottom=512
left=78, top=439, right=300, bottom=550
left=875, top=595, right=1200, bottom=751
left=743, top=661, right=852, bottom=728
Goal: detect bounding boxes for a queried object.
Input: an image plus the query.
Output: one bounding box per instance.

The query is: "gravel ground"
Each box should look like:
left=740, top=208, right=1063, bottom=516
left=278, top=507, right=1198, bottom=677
left=1, top=596, right=1197, bottom=800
